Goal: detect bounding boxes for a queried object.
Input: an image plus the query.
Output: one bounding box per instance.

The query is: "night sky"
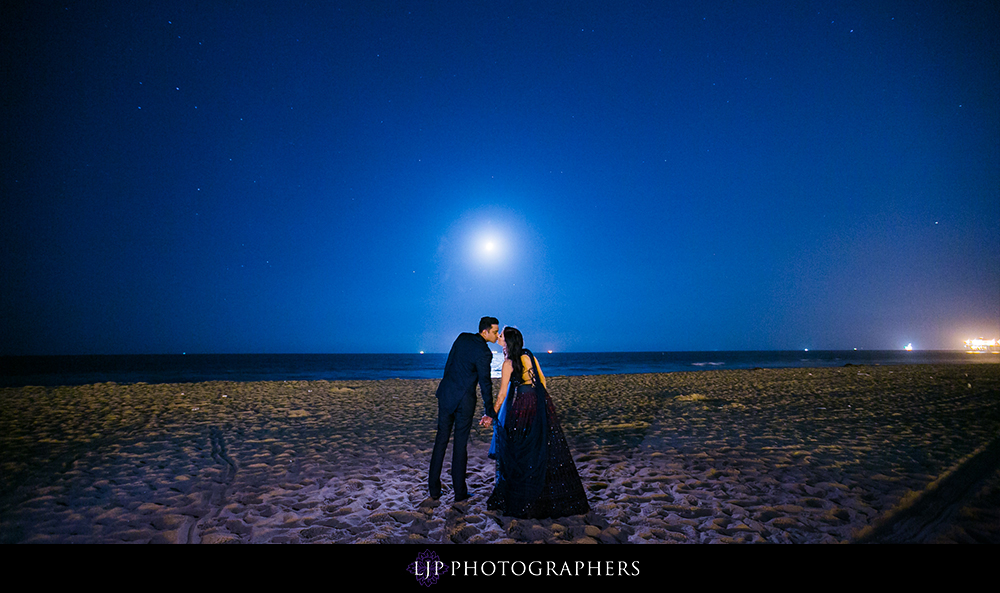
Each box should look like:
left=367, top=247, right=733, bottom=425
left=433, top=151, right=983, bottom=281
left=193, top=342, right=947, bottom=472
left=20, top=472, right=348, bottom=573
left=3, top=1, right=998, bottom=355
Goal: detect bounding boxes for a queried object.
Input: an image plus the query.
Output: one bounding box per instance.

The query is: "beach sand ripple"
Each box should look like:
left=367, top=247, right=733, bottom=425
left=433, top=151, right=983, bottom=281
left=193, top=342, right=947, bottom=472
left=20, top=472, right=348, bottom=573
left=1, top=365, right=998, bottom=543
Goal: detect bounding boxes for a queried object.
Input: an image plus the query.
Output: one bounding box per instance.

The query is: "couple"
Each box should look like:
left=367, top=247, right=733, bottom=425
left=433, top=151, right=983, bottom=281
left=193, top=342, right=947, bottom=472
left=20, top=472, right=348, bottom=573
left=428, top=316, right=589, bottom=519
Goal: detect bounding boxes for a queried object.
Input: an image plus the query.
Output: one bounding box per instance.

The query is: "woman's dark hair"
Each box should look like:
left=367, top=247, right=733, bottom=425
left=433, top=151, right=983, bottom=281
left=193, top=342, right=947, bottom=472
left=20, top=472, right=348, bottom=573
left=503, top=326, right=526, bottom=380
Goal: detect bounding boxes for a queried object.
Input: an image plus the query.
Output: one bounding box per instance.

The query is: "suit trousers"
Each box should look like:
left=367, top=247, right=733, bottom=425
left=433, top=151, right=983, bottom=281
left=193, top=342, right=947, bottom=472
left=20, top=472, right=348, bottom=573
left=428, top=392, right=477, bottom=498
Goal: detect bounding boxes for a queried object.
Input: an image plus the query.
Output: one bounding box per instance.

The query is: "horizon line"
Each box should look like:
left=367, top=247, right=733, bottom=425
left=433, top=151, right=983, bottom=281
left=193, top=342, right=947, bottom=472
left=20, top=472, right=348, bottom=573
left=1, top=348, right=978, bottom=357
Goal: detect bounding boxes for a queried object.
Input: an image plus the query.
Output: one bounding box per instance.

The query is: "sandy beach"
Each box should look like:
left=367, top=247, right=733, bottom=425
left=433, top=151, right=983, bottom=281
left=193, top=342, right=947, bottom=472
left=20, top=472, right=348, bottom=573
left=1, top=363, right=998, bottom=544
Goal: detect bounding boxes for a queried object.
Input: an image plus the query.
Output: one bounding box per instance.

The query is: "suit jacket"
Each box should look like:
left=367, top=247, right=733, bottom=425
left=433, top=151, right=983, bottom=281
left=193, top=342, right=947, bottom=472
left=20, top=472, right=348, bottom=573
left=436, top=332, right=495, bottom=418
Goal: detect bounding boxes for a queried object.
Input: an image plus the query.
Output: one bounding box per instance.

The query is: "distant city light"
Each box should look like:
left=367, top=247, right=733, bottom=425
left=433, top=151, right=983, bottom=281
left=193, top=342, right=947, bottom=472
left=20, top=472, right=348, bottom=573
left=965, top=338, right=1000, bottom=353
left=904, top=343, right=913, bottom=351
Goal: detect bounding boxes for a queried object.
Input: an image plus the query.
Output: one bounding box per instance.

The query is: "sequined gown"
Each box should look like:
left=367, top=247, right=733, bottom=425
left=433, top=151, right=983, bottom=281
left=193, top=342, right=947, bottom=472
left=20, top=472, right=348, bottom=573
left=486, top=352, right=589, bottom=519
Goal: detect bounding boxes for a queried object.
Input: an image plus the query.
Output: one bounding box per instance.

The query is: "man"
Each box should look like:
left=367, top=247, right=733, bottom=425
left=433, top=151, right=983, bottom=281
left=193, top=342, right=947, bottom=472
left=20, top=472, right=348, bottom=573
left=428, top=316, right=499, bottom=502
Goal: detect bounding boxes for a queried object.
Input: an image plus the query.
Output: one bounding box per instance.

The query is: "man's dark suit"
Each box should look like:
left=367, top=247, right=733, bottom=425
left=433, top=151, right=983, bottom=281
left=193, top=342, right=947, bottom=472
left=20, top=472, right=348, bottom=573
left=428, top=332, right=496, bottom=500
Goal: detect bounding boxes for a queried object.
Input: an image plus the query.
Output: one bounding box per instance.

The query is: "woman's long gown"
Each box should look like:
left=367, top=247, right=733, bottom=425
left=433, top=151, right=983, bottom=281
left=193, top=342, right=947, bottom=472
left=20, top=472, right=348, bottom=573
left=487, top=352, right=589, bottom=519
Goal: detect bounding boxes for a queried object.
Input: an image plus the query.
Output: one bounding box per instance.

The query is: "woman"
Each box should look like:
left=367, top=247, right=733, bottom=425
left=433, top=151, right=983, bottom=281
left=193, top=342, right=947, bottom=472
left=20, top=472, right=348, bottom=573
left=486, top=327, right=589, bottom=518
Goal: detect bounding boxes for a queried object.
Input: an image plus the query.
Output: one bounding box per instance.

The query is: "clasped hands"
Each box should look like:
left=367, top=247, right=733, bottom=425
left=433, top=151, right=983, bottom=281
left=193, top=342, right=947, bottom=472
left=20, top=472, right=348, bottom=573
left=478, top=414, right=492, bottom=429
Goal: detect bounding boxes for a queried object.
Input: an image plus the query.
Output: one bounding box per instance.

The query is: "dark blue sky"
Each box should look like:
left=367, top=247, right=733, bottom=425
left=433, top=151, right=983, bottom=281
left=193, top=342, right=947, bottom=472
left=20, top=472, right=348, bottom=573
left=3, top=1, right=998, bottom=355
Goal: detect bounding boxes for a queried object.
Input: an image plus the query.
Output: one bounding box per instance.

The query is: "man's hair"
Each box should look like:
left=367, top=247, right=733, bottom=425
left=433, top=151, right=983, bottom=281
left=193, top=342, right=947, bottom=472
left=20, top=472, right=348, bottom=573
left=479, top=316, right=499, bottom=332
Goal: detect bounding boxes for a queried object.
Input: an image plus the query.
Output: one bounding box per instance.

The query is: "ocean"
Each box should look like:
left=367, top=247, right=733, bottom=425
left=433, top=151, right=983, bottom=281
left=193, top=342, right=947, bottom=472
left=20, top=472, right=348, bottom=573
left=1, top=350, right=995, bottom=388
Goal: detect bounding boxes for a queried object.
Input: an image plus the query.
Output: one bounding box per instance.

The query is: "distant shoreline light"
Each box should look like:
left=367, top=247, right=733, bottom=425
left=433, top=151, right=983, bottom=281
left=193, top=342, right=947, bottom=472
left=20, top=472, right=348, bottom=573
left=965, top=338, right=1000, bottom=353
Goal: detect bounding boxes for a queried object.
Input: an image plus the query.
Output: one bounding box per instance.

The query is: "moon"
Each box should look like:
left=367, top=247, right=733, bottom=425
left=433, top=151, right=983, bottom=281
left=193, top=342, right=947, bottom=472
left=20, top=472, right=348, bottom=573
left=473, top=234, right=504, bottom=267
